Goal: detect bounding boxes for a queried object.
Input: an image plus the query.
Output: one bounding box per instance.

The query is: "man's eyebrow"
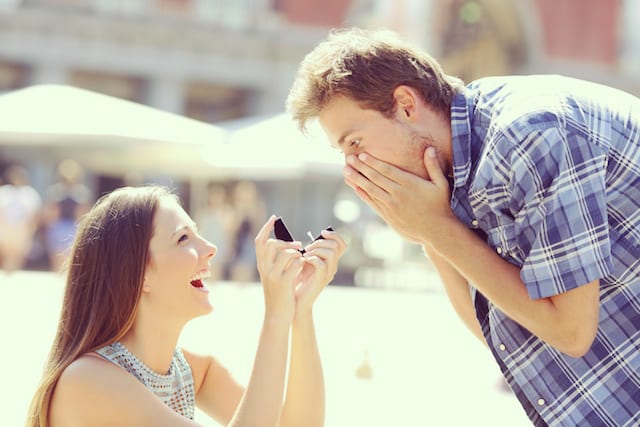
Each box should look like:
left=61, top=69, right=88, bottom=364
left=334, top=130, right=353, bottom=149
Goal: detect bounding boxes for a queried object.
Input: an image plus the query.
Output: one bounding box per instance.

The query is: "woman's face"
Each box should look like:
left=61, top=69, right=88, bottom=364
left=142, top=197, right=217, bottom=321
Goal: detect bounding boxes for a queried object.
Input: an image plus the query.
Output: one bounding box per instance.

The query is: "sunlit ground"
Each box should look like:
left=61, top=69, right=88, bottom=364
left=1, top=270, right=531, bottom=427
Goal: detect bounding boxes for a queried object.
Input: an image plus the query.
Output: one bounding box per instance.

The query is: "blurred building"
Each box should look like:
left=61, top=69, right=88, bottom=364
left=1, top=0, right=637, bottom=180
left=348, top=0, right=639, bottom=94
left=0, top=0, right=357, bottom=276
left=0, top=0, right=638, bottom=285
left=0, top=1, right=351, bottom=216
left=0, top=0, right=349, bottom=116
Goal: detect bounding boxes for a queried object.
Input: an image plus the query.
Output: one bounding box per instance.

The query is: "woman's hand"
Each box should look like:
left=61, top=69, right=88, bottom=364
left=294, top=229, right=347, bottom=319
left=254, top=215, right=305, bottom=324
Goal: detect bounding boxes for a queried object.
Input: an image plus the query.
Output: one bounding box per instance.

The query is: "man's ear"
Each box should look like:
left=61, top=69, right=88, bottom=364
left=392, top=85, right=421, bottom=122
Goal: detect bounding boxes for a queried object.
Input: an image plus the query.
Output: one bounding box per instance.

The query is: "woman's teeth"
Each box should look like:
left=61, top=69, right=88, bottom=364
left=190, top=271, right=210, bottom=288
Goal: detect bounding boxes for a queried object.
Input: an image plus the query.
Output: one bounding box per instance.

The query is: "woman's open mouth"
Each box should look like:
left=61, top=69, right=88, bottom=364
left=189, top=270, right=210, bottom=289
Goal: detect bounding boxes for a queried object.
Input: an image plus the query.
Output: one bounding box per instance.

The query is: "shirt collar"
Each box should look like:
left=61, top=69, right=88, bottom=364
left=450, top=88, right=474, bottom=189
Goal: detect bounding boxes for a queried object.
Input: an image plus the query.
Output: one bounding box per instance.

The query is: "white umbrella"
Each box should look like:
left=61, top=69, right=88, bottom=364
left=0, top=84, right=228, bottom=179
left=217, top=113, right=344, bottom=180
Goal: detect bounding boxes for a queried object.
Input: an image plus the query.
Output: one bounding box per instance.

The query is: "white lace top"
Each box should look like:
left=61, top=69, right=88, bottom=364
left=95, top=341, right=195, bottom=419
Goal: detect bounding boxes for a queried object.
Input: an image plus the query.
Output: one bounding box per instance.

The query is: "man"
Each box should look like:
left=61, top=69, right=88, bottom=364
left=286, top=27, right=640, bottom=426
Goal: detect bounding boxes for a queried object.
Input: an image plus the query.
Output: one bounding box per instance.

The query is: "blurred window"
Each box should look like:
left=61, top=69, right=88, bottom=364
left=91, top=0, right=148, bottom=14
left=20, top=0, right=93, bottom=9
left=0, top=62, right=31, bottom=92
left=184, top=82, right=254, bottom=123
left=192, top=0, right=259, bottom=28
left=0, top=0, right=22, bottom=10
left=68, top=70, right=148, bottom=102
left=621, top=0, right=640, bottom=73
left=88, top=0, right=265, bottom=28
left=435, top=0, right=527, bottom=80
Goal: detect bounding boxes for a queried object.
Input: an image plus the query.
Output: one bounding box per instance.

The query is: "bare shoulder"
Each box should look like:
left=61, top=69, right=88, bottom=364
left=58, top=352, right=124, bottom=384
left=181, top=348, right=244, bottom=423
left=50, top=353, right=197, bottom=427
left=50, top=354, right=142, bottom=426
left=181, top=348, right=217, bottom=390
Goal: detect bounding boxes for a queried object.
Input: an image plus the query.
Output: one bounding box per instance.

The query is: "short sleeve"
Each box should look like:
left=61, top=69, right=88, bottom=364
left=510, top=125, right=612, bottom=299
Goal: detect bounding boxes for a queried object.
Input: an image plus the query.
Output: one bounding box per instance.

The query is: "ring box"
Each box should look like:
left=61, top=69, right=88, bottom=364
left=274, top=217, right=333, bottom=253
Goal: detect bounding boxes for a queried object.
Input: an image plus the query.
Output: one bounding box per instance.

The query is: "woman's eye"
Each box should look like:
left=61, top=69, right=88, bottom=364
left=350, top=138, right=361, bottom=148
left=178, top=234, right=189, bottom=243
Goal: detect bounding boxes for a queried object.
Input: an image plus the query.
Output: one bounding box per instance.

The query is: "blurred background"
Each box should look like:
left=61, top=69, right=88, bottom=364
left=0, top=0, right=638, bottom=286
left=0, top=1, right=638, bottom=425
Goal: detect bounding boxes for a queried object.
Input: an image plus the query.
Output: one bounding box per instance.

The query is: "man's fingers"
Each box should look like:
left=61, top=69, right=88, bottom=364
left=343, top=166, right=388, bottom=202
left=347, top=153, right=402, bottom=186
left=343, top=152, right=407, bottom=202
left=424, top=147, right=448, bottom=188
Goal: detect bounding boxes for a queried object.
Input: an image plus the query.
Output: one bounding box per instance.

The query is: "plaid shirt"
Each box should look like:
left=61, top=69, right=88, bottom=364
left=449, top=75, right=640, bottom=426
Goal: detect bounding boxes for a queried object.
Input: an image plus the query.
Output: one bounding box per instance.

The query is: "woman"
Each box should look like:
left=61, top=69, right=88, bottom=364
left=25, top=185, right=346, bottom=427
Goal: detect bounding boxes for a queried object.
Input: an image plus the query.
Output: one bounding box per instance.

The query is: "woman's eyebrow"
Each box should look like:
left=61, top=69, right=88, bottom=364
left=171, top=223, right=196, bottom=239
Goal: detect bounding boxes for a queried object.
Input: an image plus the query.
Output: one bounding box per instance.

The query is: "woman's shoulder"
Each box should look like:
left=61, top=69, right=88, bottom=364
left=180, top=348, right=217, bottom=388
left=180, top=348, right=244, bottom=422
left=50, top=353, right=181, bottom=426
left=57, top=352, right=126, bottom=388
left=181, top=348, right=242, bottom=394
left=49, top=354, right=129, bottom=425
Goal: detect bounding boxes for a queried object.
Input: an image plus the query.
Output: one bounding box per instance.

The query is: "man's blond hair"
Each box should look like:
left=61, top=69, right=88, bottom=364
left=286, top=27, right=464, bottom=131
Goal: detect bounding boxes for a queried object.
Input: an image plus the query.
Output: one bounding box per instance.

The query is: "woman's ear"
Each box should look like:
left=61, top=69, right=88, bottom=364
left=142, top=276, right=152, bottom=293
left=392, top=85, right=420, bottom=122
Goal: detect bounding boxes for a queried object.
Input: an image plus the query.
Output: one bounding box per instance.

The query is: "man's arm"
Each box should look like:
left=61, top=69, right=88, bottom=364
left=344, top=150, right=600, bottom=357
left=427, top=214, right=600, bottom=358
left=422, top=245, right=485, bottom=344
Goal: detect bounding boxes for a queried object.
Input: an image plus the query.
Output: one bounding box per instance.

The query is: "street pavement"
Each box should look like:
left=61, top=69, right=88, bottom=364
left=1, top=270, right=532, bottom=427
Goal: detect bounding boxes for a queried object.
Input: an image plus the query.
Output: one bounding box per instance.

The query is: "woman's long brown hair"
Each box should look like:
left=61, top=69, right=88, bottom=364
left=24, top=185, right=173, bottom=427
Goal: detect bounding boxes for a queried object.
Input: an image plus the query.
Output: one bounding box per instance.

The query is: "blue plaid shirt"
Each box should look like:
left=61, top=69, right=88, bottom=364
left=450, top=75, right=640, bottom=426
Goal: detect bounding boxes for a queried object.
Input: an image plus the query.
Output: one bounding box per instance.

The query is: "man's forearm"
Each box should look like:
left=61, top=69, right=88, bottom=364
left=423, top=244, right=485, bottom=344
left=425, top=218, right=598, bottom=357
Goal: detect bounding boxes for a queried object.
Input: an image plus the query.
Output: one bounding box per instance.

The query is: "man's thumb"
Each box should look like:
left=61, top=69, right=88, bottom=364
left=424, top=147, right=447, bottom=186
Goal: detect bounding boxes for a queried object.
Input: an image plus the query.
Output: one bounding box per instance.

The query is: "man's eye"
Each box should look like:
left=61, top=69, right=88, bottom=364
left=350, top=138, right=361, bottom=147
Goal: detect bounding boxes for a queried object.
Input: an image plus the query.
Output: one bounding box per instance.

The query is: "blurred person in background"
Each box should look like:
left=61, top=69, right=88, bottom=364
left=287, top=27, right=640, bottom=426
left=25, top=184, right=346, bottom=427
left=0, top=164, right=42, bottom=273
left=228, top=180, right=266, bottom=283
left=42, top=159, right=92, bottom=272
left=194, top=183, right=235, bottom=281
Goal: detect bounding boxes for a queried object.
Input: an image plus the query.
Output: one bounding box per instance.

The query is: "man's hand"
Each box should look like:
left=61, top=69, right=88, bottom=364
left=342, top=148, right=456, bottom=244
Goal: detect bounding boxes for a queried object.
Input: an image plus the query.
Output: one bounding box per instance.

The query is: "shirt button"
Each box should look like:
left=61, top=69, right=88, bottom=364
left=537, top=398, right=545, bottom=406
left=496, top=247, right=503, bottom=255
left=471, top=219, right=478, bottom=228
left=499, top=344, right=506, bottom=351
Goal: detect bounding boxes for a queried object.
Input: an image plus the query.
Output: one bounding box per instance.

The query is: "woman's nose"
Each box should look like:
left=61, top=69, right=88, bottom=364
left=202, top=238, right=217, bottom=259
